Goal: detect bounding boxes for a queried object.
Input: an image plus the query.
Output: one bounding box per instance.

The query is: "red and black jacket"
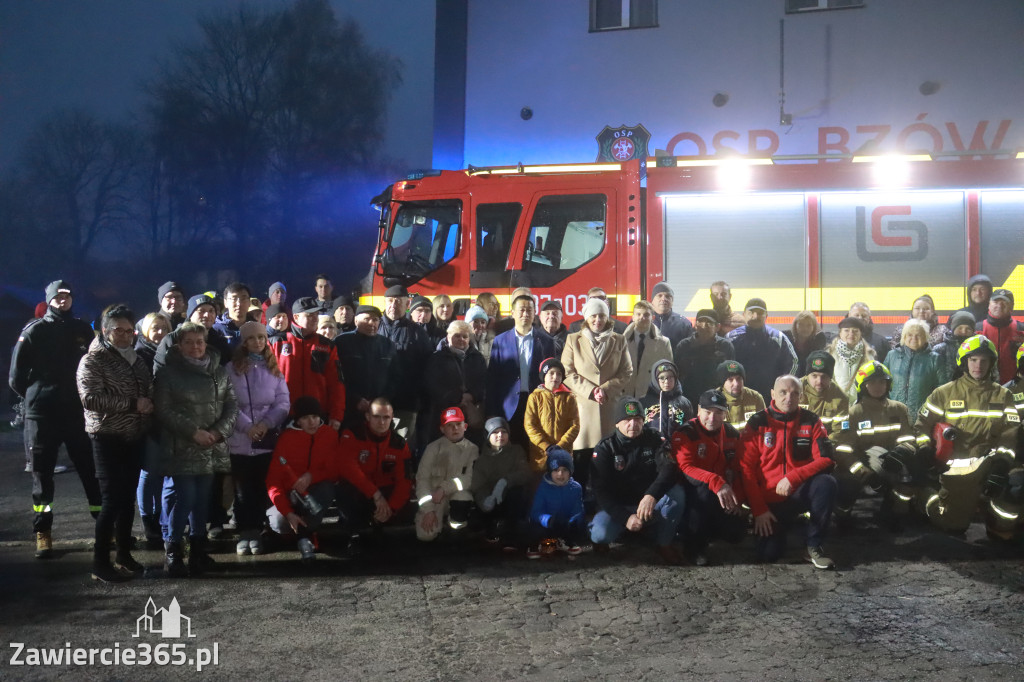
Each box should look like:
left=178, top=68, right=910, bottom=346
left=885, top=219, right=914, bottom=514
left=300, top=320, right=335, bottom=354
left=740, top=403, right=834, bottom=517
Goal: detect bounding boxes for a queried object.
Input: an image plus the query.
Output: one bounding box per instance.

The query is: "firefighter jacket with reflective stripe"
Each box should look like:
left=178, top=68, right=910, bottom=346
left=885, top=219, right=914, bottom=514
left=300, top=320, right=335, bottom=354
left=915, top=374, right=1018, bottom=459
left=799, top=377, right=849, bottom=437
left=672, top=419, right=745, bottom=501
left=833, top=397, right=915, bottom=462
left=740, top=404, right=834, bottom=517
left=1003, top=377, right=1024, bottom=460
left=724, top=386, right=765, bottom=433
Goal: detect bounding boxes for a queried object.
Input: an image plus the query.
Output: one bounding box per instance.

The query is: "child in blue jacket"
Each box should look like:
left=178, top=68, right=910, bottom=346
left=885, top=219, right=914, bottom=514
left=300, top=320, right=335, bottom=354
left=527, top=446, right=585, bottom=558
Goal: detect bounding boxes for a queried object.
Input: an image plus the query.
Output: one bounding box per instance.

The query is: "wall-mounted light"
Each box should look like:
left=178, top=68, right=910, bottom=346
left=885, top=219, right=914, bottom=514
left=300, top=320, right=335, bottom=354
left=712, top=93, right=729, bottom=108
left=919, top=80, right=941, bottom=96
left=520, top=107, right=533, bottom=120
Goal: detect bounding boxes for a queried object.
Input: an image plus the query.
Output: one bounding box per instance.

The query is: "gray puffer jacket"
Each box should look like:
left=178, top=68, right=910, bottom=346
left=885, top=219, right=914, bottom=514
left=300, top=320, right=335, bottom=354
left=154, top=345, right=238, bottom=475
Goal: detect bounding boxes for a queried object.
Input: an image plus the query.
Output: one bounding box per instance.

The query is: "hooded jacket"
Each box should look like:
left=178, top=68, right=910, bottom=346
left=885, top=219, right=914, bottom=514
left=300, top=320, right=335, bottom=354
left=76, top=336, right=153, bottom=440
left=153, top=345, right=238, bottom=475
left=641, top=360, right=693, bottom=439
left=523, top=384, right=580, bottom=472
left=529, top=474, right=584, bottom=527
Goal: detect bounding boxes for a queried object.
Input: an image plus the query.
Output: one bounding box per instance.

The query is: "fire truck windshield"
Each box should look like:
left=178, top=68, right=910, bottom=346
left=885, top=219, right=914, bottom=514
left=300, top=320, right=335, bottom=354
left=380, top=200, right=462, bottom=281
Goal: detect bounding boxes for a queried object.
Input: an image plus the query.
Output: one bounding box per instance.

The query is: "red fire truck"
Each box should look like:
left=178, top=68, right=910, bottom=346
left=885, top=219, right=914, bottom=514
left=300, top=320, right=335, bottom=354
left=363, top=156, right=1024, bottom=327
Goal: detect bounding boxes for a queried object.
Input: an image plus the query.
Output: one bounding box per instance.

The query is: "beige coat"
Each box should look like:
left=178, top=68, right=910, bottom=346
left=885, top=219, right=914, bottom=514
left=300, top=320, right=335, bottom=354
left=622, top=322, right=672, bottom=399
left=561, top=331, right=633, bottom=450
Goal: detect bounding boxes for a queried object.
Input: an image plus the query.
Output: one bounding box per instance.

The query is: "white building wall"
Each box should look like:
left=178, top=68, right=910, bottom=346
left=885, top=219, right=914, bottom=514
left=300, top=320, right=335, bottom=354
left=460, top=0, right=1024, bottom=166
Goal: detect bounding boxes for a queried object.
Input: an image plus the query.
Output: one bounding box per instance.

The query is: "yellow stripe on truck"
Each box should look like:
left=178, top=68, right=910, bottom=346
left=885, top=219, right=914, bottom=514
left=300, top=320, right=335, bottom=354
left=681, top=267, right=1023, bottom=314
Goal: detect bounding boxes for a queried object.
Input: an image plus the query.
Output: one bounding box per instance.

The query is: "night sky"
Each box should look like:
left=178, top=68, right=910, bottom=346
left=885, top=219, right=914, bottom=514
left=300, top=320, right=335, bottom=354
left=0, top=0, right=436, bottom=172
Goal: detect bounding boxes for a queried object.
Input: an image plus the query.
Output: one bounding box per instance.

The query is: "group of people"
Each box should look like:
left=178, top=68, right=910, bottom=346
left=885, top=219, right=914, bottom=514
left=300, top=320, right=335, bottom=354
left=8, top=272, right=1024, bottom=582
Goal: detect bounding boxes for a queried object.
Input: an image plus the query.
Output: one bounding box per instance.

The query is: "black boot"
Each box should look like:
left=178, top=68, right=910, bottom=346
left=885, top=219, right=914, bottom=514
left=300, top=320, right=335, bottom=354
left=165, top=542, right=188, bottom=578
left=141, top=515, right=163, bottom=550
left=188, top=536, right=215, bottom=577
left=92, top=543, right=131, bottom=583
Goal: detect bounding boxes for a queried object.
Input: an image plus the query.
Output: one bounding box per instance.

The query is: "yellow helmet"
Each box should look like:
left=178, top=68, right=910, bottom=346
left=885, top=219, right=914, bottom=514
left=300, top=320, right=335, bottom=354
left=855, top=361, right=892, bottom=394
left=956, top=334, right=997, bottom=368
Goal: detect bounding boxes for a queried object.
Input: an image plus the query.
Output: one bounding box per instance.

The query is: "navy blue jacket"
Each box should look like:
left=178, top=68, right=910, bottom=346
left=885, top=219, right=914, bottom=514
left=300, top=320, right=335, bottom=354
left=485, top=328, right=555, bottom=421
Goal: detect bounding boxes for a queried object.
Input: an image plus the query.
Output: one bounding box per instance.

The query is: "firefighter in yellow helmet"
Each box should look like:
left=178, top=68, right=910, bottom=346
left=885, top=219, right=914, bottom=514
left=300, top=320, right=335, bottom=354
left=832, top=361, right=916, bottom=529
left=914, top=335, right=1019, bottom=535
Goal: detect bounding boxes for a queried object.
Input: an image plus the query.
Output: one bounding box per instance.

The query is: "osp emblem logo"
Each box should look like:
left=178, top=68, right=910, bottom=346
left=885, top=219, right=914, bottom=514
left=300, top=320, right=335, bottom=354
left=856, top=205, right=927, bottom=261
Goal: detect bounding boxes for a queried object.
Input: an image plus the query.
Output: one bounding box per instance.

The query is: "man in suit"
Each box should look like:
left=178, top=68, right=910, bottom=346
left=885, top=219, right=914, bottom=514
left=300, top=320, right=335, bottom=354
left=623, top=300, right=672, bottom=399
left=486, top=294, right=554, bottom=445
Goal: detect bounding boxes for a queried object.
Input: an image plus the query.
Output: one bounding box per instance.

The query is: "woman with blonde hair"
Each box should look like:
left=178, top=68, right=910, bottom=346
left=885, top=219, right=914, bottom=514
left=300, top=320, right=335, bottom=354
left=884, top=319, right=947, bottom=418
left=784, top=310, right=827, bottom=376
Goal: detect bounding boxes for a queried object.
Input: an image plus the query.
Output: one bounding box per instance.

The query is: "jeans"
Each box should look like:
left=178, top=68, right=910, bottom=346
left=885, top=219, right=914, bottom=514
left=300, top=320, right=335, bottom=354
left=756, top=473, right=837, bottom=562
left=590, top=484, right=687, bottom=547
left=91, top=435, right=143, bottom=560
left=165, top=474, right=214, bottom=544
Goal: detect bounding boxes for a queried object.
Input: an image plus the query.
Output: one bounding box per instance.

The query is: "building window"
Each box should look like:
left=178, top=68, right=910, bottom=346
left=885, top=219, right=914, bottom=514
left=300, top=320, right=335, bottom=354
left=590, top=0, right=658, bottom=32
left=785, top=0, right=864, bottom=13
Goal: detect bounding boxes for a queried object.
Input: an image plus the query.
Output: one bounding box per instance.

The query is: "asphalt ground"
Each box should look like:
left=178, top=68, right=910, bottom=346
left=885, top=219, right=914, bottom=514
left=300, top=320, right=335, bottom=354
left=1, top=427, right=1023, bottom=681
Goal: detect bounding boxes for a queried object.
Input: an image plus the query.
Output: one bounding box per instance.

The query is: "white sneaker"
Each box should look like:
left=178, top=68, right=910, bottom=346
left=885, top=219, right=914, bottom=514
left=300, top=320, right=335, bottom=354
left=249, top=538, right=263, bottom=555
left=236, top=539, right=250, bottom=556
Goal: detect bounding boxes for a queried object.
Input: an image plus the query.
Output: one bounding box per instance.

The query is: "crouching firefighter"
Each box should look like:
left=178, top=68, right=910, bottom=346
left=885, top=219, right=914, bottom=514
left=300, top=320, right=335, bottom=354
left=989, top=346, right=1024, bottom=540
left=832, top=362, right=917, bottom=528
left=914, top=335, right=1019, bottom=535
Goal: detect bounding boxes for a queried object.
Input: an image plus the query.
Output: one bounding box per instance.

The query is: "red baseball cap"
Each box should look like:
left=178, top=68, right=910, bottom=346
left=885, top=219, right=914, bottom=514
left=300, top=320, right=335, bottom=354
left=440, top=406, right=465, bottom=426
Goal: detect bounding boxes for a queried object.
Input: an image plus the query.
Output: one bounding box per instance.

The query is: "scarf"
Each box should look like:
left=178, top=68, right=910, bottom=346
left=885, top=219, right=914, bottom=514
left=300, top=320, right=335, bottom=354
left=833, top=340, right=864, bottom=399
left=115, top=345, right=137, bottom=365
left=583, top=327, right=614, bottom=365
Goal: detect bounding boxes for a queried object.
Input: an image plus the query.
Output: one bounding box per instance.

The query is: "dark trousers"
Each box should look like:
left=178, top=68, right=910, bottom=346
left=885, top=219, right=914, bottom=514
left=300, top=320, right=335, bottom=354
left=478, top=485, right=529, bottom=544
left=26, top=416, right=101, bottom=532
left=230, top=453, right=272, bottom=533
left=756, top=473, right=837, bottom=562
left=683, top=482, right=748, bottom=552
left=91, top=435, right=143, bottom=562
left=510, top=393, right=530, bottom=447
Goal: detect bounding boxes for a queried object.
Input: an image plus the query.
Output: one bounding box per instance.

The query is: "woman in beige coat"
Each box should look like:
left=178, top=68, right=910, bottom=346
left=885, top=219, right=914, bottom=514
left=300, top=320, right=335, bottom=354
left=562, top=298, right=632, bottom=489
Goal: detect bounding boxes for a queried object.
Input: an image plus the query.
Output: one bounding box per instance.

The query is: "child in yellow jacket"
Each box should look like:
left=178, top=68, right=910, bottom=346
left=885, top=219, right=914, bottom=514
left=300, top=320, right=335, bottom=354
left=524, top=358, right=580, bottom=473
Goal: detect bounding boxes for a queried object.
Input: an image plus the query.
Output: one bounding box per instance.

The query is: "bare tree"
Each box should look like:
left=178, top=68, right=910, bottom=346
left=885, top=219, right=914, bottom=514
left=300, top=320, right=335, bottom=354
left=16, top=109, right=142, bottom=278
left=146, top=0, right=401, bottom=273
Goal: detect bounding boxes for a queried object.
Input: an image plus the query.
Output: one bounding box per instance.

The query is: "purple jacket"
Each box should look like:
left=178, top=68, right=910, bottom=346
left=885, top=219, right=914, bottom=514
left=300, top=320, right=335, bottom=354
left=227, top=359, right=291, bottom=456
